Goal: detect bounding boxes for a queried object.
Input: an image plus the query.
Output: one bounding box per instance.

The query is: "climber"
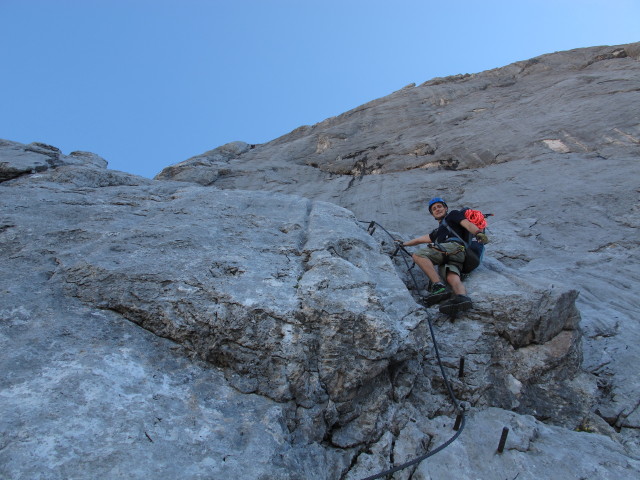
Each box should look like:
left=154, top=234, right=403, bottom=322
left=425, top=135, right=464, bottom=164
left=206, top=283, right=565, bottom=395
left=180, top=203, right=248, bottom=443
left=400, top=197, right=489, bottom=314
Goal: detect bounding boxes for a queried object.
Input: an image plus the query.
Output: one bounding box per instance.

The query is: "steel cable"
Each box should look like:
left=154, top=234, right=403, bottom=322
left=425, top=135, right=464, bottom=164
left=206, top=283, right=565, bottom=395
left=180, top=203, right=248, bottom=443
left=356, top=220, right=466, bottom=480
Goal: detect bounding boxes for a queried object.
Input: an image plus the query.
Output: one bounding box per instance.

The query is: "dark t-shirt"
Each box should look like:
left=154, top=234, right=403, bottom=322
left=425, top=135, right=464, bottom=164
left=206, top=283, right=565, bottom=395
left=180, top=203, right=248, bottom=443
left=429, top=209, right=471, bottom=244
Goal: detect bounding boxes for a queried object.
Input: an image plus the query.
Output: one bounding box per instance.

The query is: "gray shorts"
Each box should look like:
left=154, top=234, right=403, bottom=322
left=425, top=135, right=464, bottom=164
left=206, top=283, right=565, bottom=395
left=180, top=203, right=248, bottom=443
left=415, top=242, right=466, bottom=277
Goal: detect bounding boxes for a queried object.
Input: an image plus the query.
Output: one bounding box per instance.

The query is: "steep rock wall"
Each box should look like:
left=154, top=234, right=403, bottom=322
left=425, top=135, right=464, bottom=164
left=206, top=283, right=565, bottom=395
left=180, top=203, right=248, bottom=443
left=156, top=41, right=640, bottom=448
left=2, top=41, right=639, bottom=479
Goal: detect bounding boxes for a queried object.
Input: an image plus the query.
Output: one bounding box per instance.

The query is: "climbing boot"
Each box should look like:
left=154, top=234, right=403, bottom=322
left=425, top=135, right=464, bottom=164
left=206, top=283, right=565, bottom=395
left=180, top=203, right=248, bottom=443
left=423, top=282, right=451, bottom=306
left=439, top=295, right=473, bottom=315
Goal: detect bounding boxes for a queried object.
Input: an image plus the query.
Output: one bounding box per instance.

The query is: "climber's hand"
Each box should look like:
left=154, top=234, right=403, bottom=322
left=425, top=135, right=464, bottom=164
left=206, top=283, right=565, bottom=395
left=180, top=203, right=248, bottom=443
left=475, top=233, right=489, bottom=244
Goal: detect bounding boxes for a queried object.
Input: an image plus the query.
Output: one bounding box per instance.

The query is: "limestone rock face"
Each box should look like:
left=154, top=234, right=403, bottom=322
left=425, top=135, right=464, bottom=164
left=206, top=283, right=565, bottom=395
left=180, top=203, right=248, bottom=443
left=156, top=43, right=639, bottom=187
left=0, top=139, right=109, bottom=181
left=0, top=147, right=622, bottom=480
left=348, top=408, right=640, bottom=480
left=154, top=141, right=252, bottom=185
left=1, top=156, right=589, bottom=450
left=2, top=41, right=640, bottom=479
left=52, top=185, right=431, bottom=420
left=157, top=41, right=640, bottom=438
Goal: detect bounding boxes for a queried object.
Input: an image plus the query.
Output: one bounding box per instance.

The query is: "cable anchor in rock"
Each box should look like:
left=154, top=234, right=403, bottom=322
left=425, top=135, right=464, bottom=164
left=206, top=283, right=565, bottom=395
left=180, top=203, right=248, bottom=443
left=497, top=427, right=510, bottom=453
left=367, top=221, right=376, bottom=235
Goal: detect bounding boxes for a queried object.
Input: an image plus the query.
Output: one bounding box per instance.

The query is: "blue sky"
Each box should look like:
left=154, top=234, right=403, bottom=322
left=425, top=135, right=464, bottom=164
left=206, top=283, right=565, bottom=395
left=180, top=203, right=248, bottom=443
left=1, top=0, right=638, bottom=178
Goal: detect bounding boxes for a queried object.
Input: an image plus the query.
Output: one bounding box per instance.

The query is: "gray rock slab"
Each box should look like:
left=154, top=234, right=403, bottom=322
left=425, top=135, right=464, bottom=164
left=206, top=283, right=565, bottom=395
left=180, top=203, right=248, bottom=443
left=0, top=231, right=351, bottom=480
left=0, top=304, right=322, bottom=480
left=0, top=139, right=110, bottom=182
left=1, top=158, right=603, bottom=478
left=155, top=42, right=640, bottom=449
left=3, top=41, right=640, bottom=479
left=348, top=407, right=640, bottom=479
left=414, top=408, right=639, bottom=480
left=0, top=177, right=355, bottom=479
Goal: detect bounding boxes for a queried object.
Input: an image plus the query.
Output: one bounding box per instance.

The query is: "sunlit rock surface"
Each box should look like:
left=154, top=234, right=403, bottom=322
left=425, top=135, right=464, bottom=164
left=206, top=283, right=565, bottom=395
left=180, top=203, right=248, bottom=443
left=2, top=41, right=639, bottom=479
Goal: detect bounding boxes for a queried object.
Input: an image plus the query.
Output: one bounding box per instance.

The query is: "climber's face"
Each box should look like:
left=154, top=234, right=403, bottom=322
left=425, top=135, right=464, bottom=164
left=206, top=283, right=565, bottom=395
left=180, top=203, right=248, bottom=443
left=430, top=202, right=447, bottom=220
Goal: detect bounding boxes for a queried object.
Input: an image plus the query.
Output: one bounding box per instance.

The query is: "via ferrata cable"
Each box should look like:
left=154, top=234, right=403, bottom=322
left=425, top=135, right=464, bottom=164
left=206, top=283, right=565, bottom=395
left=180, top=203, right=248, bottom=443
left=357, top=220, right=467, bottom=480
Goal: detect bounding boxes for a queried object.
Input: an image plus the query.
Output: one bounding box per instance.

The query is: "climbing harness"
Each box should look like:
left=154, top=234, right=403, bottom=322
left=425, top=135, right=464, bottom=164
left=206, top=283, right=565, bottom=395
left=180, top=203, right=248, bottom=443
left=358, top=220, right=467, bottom=479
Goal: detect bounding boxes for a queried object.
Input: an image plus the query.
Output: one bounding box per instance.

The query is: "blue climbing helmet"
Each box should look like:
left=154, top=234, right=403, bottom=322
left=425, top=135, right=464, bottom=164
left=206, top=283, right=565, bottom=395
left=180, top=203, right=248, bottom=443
left=428, top=197, right=448, bottom=213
